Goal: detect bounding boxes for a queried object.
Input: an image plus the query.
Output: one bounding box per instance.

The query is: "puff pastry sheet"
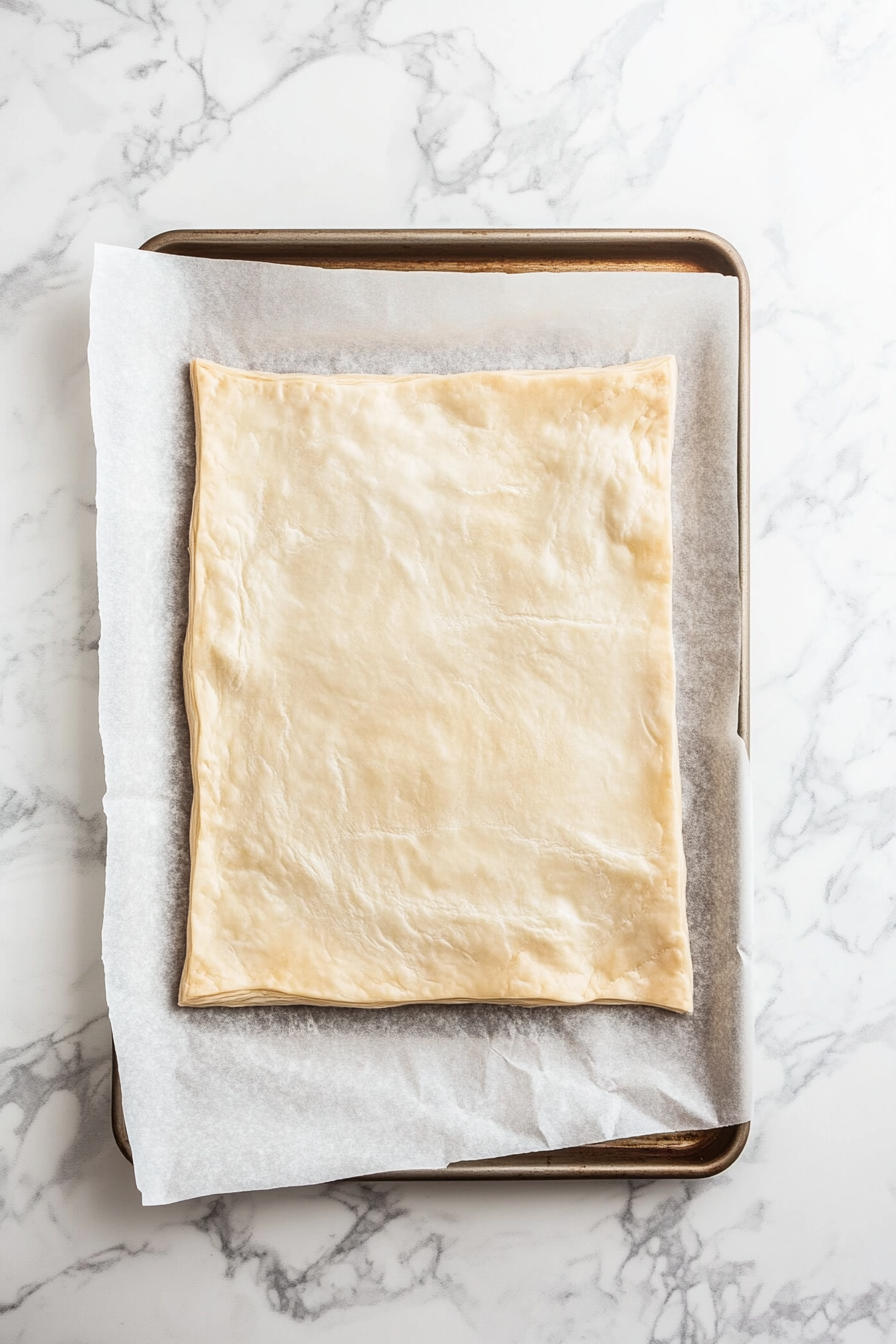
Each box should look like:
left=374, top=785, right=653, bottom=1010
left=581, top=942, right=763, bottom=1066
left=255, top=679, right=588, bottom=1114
left=180, top=357, right=692, bottom=1012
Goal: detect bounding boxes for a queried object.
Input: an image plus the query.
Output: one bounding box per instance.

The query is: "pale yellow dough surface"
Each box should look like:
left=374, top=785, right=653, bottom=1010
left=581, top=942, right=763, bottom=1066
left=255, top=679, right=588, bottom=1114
left=180, top=357, right=692, bottom=1012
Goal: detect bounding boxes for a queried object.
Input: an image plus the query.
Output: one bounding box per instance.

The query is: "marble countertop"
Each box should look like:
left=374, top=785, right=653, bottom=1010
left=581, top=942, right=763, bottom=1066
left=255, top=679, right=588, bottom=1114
left=2, top=2, right=894, bottom=1340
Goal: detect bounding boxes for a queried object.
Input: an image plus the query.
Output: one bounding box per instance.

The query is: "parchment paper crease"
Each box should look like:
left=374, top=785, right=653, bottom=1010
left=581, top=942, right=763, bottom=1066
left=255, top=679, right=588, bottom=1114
left=90, top=244, right=752, bottom=1205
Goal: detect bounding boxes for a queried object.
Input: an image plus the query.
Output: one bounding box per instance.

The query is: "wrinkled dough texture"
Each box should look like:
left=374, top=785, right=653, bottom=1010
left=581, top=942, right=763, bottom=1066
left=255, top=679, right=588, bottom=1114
left=180, top=357, right=692, bottom=1012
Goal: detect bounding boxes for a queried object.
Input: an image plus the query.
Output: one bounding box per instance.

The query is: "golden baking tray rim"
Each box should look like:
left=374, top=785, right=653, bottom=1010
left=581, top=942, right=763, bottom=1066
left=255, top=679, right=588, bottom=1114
left=111, top=227, right=750, bottom=1182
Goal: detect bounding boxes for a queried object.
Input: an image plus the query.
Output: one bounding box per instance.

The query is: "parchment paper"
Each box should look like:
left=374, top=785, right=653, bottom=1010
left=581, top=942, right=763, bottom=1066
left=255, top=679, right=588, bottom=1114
left=90, top=244, right=752, bottom=1205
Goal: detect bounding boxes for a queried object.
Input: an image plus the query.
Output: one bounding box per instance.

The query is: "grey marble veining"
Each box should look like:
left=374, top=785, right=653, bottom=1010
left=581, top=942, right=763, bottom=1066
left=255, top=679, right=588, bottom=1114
left=1, top=0, right=895, bottom=1339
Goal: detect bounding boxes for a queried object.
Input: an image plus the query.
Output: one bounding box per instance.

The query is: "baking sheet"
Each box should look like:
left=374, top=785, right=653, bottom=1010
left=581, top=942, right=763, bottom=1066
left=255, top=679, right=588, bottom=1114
left=90, top=244, right=751, bottom=1205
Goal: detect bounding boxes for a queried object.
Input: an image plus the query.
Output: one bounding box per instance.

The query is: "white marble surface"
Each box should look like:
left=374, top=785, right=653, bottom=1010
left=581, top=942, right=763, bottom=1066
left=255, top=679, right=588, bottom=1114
left=1, top=0, right=894, bottom=1338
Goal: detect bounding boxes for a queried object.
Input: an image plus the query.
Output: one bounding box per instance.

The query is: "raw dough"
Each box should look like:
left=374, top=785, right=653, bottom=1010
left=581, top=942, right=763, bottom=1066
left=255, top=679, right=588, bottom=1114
left=179, top=357, right=692, bottom=1012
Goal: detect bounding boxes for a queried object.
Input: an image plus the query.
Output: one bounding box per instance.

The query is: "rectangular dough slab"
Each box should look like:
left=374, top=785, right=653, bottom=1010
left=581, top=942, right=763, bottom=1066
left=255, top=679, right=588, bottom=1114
left=180, top=356, right=692, bottom=1012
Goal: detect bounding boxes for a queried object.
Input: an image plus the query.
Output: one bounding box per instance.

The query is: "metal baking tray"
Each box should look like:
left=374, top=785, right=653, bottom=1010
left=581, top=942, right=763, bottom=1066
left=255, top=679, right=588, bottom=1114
left=111, top=228, right=750, bottom=1181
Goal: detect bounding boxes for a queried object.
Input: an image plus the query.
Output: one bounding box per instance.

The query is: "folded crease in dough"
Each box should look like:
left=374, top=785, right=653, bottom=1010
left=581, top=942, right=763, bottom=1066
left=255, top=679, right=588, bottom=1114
left=179, top=356, right=693, bottom=1013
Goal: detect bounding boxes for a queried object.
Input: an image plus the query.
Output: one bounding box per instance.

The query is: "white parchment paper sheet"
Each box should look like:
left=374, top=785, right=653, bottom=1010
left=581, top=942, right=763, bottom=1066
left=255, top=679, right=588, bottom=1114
left=90, top=244, right=751, bottom=1205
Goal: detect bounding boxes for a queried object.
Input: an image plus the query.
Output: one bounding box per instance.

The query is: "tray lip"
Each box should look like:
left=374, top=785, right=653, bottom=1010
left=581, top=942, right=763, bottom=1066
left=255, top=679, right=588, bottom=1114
left=369, top=1121, right=752, bottom=1181
left=111, top=227, right=751, bottom=1184
left=142, top=224, right=745, bottom=259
